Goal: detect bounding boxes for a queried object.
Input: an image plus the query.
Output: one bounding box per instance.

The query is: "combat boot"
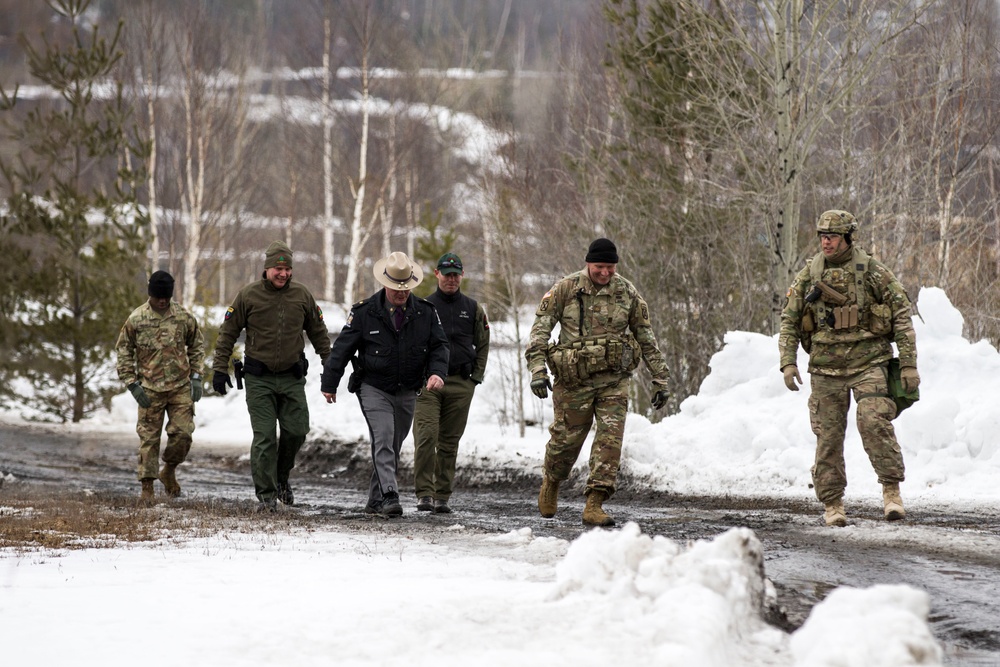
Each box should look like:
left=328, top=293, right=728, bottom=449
left=538, top=476, right=559, bottom=518
left=159, top=464, right=181, bottom=498
left=140, top=479, right=155, bottom=505
left=582, top=491, right=615, bottom=527
left=823, top=499, right=847, bottom=527
left=883, top=483, right=905, bottom=521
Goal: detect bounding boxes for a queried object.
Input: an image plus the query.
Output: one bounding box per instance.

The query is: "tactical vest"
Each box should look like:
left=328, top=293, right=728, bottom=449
left=804, top=247, right=893, bottom=337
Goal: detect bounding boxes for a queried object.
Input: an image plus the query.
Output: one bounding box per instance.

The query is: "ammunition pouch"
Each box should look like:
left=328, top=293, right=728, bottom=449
left=546, top=335, right=639, bottom=388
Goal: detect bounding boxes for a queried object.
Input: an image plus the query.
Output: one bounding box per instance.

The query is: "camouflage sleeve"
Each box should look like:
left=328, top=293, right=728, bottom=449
left=115, top=316, right=138, bottom=387
left=472, top=302, right=490, bottom=383
left=778, top=267, right=810, bottom=369
left=186, top=313, right=206, bottom=377
left=524, top=281, right=566, bottom=375
left=628, top=290, right=669, bottom=386
left=875, top=266, right=917, bottom=368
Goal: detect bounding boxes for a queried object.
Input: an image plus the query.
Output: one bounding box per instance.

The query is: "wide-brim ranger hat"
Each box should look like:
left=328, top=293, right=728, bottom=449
left=373, top=251, right=423, bottom=290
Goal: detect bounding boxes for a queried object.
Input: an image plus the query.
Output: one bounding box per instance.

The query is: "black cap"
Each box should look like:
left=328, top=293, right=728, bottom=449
left=148, top=271, right=174, bottom=299
left=585, top=238, right=618, bottom=264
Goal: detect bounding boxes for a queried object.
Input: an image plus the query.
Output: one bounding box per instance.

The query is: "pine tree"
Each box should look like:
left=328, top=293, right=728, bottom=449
left=0, top=0, right=148, bottom=422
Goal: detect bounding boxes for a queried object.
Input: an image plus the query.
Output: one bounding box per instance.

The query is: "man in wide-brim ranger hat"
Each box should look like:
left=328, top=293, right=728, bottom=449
left=321, top=251, right=450, bottom=518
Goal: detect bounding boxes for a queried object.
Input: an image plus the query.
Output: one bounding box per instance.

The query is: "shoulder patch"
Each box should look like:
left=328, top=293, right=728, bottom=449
left=316, top=305, right=324, bottom=321
left=224, top=306, right=234, bottom=321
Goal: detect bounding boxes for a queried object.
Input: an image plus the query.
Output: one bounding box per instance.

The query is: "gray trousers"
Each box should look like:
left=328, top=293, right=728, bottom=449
left=357, top=383, right=417, bottom=505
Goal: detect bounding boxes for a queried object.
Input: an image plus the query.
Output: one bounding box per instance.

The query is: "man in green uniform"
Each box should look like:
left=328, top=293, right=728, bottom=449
left=525, top=238, right=670, bottom=527
left=116, top=271, right=205, bottom=503
left=779, top=210, right=919, bottom=527
left=412, top=252, right=490, bottom=514
left=212, top=241, right=331, bottom=512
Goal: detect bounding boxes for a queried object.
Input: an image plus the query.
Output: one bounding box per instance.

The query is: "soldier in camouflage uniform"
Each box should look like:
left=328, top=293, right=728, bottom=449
left=779, top=210, right=920, bottom=527
left=525, top=238, right=670, bottom=527
left=116, top=271, right=206, bottom=504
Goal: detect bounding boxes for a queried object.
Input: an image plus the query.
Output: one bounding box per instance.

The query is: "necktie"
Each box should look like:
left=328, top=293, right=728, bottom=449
left=393, top=307, right=404, bottom=331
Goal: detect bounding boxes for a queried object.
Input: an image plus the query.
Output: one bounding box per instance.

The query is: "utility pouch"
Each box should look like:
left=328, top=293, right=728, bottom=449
left=242, top=356, right=267, bottom=377
left=886, top=358, right=919, bottom=417
left=869, top=303, right=893, bottom=335
left=580, top=344, right=610, bottom=376
left=547, top=345, right=583, bottom=389
left=347, top=356, right=364, bottom=393
left=801, top=309, right=815, bottom=333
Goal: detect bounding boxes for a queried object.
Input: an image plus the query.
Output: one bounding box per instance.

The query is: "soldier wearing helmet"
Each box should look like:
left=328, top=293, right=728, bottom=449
left=778, top=210, right=919, bottom=527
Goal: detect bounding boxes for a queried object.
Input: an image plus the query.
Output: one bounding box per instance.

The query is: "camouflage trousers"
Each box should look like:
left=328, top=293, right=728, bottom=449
left=544, top=377, right=629, bottom=497
left=136, top=384, right=194, bottom=481
left=412, top=375, right=476, bottom=501
left=808, top=364, right=904, bottom=504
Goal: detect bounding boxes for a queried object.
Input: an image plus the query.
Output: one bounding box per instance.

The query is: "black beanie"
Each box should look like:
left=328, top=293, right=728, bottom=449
left=148, top=271, right=174, bottom=299
left=585, top=238, right=618, bottom=264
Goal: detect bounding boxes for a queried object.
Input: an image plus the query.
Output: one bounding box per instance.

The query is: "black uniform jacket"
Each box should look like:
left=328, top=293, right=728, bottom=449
left=321, top=290, right=450, bottom=395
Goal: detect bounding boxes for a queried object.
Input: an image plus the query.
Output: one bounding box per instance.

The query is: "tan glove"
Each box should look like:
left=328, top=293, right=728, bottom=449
left=782, top=365, right=802, bottom=392
left=900, top=367, right=920, bottom=393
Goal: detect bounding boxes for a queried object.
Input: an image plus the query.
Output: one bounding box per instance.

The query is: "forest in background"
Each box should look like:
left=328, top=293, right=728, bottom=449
left=1, top=0, right=999, bottom=423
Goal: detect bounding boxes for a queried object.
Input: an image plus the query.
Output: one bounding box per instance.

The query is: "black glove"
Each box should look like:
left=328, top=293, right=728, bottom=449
left=530, top=372, right=552, bottom=400
left=190, top=376, right=203, bottom=402
left=213, top=371, right=233, bottom=396
left=128, top=382, right=151, bottom=409
left=651, top=389, right=669, bottom=410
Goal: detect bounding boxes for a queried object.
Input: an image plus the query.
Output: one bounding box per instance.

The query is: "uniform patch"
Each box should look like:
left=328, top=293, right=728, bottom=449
left=224, top=306, right=234, bottom=321
left=539, top=291, right=552, bottom=312
left=346, top=312, right=354, bottom=327
left=316, top=305, right=324, bottom=321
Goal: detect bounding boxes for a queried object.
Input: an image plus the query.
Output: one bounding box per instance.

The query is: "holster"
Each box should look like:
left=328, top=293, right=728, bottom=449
left=233, top=360, right=245, bottom=390
left=347, top=356, right=364, bottom=393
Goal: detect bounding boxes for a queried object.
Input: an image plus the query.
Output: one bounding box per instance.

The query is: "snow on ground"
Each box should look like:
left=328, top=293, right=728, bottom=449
left=2, top=286, right=993, bottom=666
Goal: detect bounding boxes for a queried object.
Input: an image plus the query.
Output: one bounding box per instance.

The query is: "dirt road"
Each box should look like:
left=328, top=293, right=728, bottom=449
left=1, top=421, right=998, bottom=665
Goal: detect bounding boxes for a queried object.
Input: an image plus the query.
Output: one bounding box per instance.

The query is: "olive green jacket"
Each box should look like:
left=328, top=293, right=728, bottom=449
left=213, top=277, right=331, bottom=373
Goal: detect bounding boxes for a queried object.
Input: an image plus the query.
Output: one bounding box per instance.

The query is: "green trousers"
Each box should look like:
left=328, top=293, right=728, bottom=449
left=245, top=373, right=310, bottom=502
left=412, top=375, right=476, bottom=500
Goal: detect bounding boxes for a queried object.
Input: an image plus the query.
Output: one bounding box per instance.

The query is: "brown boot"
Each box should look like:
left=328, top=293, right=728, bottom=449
left=823, top=499, right=847, bottom=527
left=582, top=491, right=615, bottom=527
left=883, top=483, right=905, bottom=521
left=159, top=464, right=181, bottom=498
left=538, top=476, right=559, bottom=518
left=140, top=478, right=155, bottom=505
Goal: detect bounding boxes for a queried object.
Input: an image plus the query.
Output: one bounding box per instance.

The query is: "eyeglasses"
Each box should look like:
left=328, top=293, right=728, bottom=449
left=438, top=258, right=462, bottom=270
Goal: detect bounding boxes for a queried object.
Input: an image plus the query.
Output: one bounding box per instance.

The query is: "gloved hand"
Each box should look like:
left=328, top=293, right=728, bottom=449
left=900, top=367, right=920, bottom=393
left=651, top=389, right=669, bottom=410
left=782, top=365, right=802, bottom=391
left=128, top=382, right=151, bottom=408
left=213, top=371, right=232, bottom=396
left=190, top=376, right=203, bottom=402
left=530, top=371, right=552, bottom=399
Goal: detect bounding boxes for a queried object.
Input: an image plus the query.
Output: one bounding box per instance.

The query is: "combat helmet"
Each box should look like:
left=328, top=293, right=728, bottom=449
left=816, top=210, right=858, bottom=236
